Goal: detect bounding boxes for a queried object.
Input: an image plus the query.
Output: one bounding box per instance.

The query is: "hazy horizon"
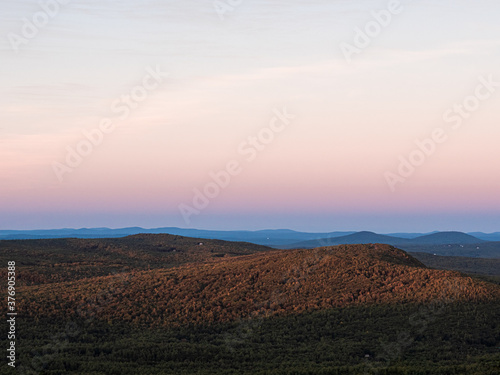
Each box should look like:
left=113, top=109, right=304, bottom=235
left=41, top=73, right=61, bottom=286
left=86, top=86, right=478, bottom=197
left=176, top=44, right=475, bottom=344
left=1, top=221, right=499, bottom=235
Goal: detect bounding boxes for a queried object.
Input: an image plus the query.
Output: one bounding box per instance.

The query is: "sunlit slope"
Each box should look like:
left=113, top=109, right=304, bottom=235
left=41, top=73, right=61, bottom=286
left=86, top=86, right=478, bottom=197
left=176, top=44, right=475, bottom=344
left=20, top=244, right=500, bottom=326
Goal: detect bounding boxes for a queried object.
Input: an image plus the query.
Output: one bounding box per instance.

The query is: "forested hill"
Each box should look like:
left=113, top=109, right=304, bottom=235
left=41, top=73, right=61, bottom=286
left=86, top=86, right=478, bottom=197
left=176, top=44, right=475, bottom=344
left=19, top=244, right=500, bottom=326
left=0, top=234, right=271, bottom=285
left=4, top=237, right=500, bottom=374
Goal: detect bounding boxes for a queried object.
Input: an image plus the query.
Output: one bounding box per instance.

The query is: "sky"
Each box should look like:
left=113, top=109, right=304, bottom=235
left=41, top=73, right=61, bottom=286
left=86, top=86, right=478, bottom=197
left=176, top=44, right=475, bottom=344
left=1, top=0, right=500, bottom=232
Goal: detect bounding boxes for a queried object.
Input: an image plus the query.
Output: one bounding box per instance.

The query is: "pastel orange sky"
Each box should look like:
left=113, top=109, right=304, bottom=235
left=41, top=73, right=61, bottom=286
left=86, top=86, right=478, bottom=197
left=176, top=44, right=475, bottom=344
left=1, top=0, right=499, bottom=231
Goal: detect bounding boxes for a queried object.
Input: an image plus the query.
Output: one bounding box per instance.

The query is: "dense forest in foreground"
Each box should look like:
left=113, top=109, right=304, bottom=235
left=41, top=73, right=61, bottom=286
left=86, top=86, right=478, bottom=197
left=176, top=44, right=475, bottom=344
left=1, top=235, right=499, bottom=374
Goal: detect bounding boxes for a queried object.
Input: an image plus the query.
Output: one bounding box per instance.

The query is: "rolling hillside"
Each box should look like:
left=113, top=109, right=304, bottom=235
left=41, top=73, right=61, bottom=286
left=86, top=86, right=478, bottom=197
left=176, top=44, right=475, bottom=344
left=0, top=234, right=271, bottom=285
left=2, top=236, right=499, bottom=374
left=19, top=244, right=500, bottom=326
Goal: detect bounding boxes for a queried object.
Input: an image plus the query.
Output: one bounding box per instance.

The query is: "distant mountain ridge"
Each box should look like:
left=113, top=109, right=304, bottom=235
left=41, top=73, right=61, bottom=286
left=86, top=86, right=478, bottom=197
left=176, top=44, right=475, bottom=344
left=0, top=227, right=355, bottom=245
left=285, top=231, right=487, bottom=249
left=290, top=231, right=411, bottom=247
left=1, top=227, right=498, bottom=243
left=284, top=231, right=500, bottom=258
left=408, top=231, right=486, bottom=244
left=1, top=227, right=499, bottom=257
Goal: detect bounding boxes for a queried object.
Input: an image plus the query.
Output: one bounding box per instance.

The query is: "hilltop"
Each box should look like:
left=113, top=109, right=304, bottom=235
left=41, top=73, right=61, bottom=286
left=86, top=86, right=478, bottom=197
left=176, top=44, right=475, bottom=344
left=20, top=243, right=500, bottom=326
left=285, top=231, right=411, bottom=248
left=410, top=231, right=486, bottom=244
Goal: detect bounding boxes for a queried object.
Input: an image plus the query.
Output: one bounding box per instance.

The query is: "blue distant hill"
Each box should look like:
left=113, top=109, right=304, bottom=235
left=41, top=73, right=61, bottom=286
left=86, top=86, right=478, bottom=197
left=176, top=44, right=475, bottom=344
left=284, top=230, right=487, bottom=248
left=0, top=227, right=495, bottom=245
left=0, top=227, right=354, bottom=246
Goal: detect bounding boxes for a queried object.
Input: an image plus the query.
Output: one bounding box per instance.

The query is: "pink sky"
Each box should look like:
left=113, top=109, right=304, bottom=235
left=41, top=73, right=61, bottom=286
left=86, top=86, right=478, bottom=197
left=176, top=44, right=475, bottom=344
left=1, top=0, right=500, bottom=231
